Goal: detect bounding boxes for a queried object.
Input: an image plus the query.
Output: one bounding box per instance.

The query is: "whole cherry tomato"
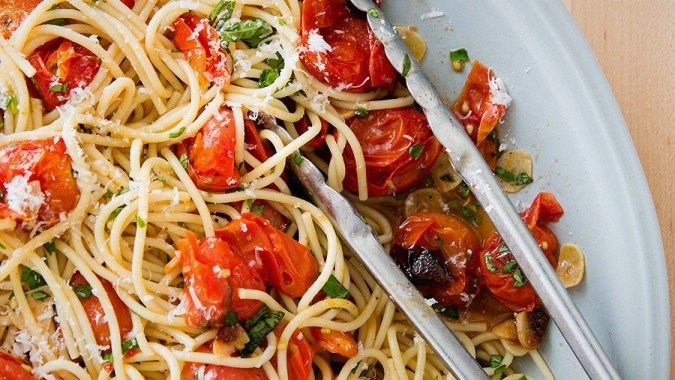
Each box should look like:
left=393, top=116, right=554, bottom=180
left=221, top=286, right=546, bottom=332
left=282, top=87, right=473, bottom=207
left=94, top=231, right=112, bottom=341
left=392, top=212, right=482, bottom=308
left=28, top=39, right=101, bottom=111
left=0, top=139, right=79, bottom=227
left=69, top=272, right=134, bottom=349
left=173, top=12, right=232, bottom=87
left=174, top=106, right=241, bottom=192
left=478, top=193, right=563, bottom=312
left=181, top=342, right=268, bottom=380
left=0, top=351, right=32, bottom=380
left=342, top=107, right=441, bottom=196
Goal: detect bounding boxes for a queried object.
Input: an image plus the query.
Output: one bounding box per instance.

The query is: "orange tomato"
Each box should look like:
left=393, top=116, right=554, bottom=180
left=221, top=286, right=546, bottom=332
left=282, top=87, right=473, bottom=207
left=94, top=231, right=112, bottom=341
left=0, top=0, right=41, bottom=38
left=310, top=327, right=358, bottom=358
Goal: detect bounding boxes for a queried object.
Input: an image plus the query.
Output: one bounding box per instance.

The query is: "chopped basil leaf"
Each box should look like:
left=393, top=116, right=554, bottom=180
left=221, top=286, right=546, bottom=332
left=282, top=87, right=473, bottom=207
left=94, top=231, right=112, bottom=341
left=458, top=184, right=470, bottom=197
left=117, top=187, right=130, bottom=196
left=239, top=306, right=284, bottom=357
left=49, top=83, right=67, bottom=92
left=121, top=338, right=138, bottom=353
left=518, top=376, right=528, bottom=380
left=489, top=354, right=503, bottom=368
left=431, top=303, right=459, bottom=320
left=483, top=254, right=497, bottom=273
left=493, top=364, right=506, bottom=375
left=514, top=172, right=533, bottom=185
left=367, top=8, right=379, bottom=18
left=401, top=54, right=411, bottom=77
left=251, top=203, right=265, bottom=216
left=1, top=93, right=18, bottom=115
left=498, top=243, right=510, bottom=254
left=322, top=275, right=350, bottom=299
left=31, top=290, right=49, bottom=301
left=136, top=215, right=146, bottom=228
left=440, top=173, right=454, bottom=182
left=265, top=52, right=284, bottom=69
left=21, top=267, right=46, bottom=290
left=74, top=283, right=92, bottom=299
left=169, top=126, right=186, bottom=138
left=494, top=166, right=515, bottom=182
left=354, top=107, right=369, bottom=118
left=461, top=206, right=480, bottom=224
left=45, top=17, right=67, bottom=26
left=109, top=205, right=125, bottom=221
left=501, top=259, right=518, bottom=274
left=293, top=152, right=303, bottom=165
left=43, top=241, right=57, bottom=255
left=245, top=199, right=254, bottom=208
left=408, top=144, right=424, bottom=159
left=219, top=19, right=274, bottom=48
left=450, top=48, right=469, bottom=63
left=512, top=268, right=527, bottom=287
left=101, top=352, right=113, bottom=362
left=210, top=0, right=235, bottom=25
left=224, top=311, right=238, bottom=327
left=258, top=68, right=279, bottom=88
left=179, top=154, right=189, bottom=170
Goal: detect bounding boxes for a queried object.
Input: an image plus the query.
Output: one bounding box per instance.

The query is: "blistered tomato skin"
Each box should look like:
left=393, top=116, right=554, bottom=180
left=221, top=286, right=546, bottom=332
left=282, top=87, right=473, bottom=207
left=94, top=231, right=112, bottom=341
left=0, top=351, right=33, bottom=380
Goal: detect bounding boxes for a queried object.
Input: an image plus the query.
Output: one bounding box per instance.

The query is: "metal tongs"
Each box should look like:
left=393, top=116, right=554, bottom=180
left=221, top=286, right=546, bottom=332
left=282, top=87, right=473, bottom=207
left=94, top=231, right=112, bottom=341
left=263, top=1, right=619, bottom=378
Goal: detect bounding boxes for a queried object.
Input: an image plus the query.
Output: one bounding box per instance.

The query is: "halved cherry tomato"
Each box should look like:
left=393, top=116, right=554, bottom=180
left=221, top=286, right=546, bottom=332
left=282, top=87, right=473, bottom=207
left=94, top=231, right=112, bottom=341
left=478, top=193, right=564, bottom=312
left=177, top=231, right=265, bottom=326
left=342, top=107, right=441, bottom=196
left=392, top=212, right=482, bottom=308
left=300, top=0, right=395, bottom=92
left=121, top=0, right=135, bottom=9
left=272, top=325, right=313, bottom=380
left=310, top=327, right=358, bottom=358
left=244, top=118, right=273, bottom=163
left=69, top=272, right=133, bottom=349
left=173, top=13, right=232, bottom=87
left=216, top=213, right=319, bottom=298
left=181, top=342, right=268, bottom=380
left=174, top=106, right=242, bottom=192
left=28, top=40, right=101, bottom=111
left=452, top=61, right=508, bottom=169
left=0, top=139, right=79, bottom=227
left=294, top=114, right=328, bottom=149
left=0, top=351, right=32, bottom=380
left=0, top=0, right=41, bottom=39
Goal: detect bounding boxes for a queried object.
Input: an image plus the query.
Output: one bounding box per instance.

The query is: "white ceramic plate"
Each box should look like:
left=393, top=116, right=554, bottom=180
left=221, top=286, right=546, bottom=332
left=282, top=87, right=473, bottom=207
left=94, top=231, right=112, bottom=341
left=383, top=1, right=670, bottom=378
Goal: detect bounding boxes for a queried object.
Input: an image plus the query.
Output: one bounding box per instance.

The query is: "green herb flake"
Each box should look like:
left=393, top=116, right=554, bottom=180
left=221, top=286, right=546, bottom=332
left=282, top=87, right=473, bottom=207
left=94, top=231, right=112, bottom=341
left=31, top=290, right=49, bottom=301
left=43, top=241, right=57, bottom=255
left=431, top=303, right=459, bottom=320
left=101, top=352, right=113, bottom=362
left=518, top=376, right=528, bottom=380
left=514, top=172, right=533, bottom=186
left=494, top=166, right=515, bottom=182
left=1, top=93, right=18, bottom=115
left=74, top=283, right=93, bottom=299
left=501, top=259, right=518, bottom=274
left=258, top=68, right=279, bottom=88
left=169, top=126, right=186, bottom=138
left=408, top=144, right=424, bottom=159
left=293, top=152, right=303, bottom=165
left=401, top=54, right=411, bottom=77
left=493, top=364, right=507, bottom=375
left=461, top=206, right=480, bottom=224
left=179, top=154, right=189, bottom=170
left=458, top=184, right=470, bottom=197
left=354, top=107, right=369, bottom=119
left=210, top=0, right=235, bottom=24
left=512, top=268, right=527, bottom=287
left=219, top=18, right=274, bottom=48
left=498, top=243, right=510, bottom=254
left=450, top=48, right=469, bottom=63
left=483, top=254, right=497, bottom=273
left=251, top=203, right=265, bottom=216
left=245, top=199, right=254, bottom=209
left=265, top=52, right=284, bottom=69
left=322, top=274, right=350, bottom=299
left=224, top=311, right=238, bottom=327
left=439, top=173, right=454, bottom=182
left=109, top=206, right=125, bottom=221
left=121, top=338, right=138, bottom=353
left=367, top=8, right=379, bottom=18
left=489, top=354, right=503, bottom=368
left=136, top=215, right=146, bottom=228
left=239, top=306, right=284, bottom=357
left=49, top=83, right=67, bottom=93
left=0, top=241, right=5, bottom=249
left=45, top=18, right=67, bottom=26
left=21, top=267, right=46, bottom=290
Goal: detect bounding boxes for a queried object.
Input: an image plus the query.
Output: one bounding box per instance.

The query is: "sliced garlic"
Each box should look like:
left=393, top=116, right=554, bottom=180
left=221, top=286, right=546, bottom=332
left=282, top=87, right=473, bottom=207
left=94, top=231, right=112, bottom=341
left=496, top=149, right=533, bottom=193
left=404, top=188, right=447, bottom=217
left=394, top=25, right=426, bottom=61
left=556, top=243, right=586, bottom=288
left=492, top=318, right=518, bottom=341
left=430, top=152, right=462, bottom=193
left=515, top=309, right=549, bottom=350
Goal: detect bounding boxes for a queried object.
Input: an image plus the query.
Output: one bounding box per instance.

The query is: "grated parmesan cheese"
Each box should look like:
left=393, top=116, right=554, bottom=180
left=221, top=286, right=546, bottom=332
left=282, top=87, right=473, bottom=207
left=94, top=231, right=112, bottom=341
left=420, top=9, right=445, bottom=20
left=306, top=29, right=332, bottom=53
left=488, top=73, right=512, bottom=108
left=4, top=174, right=44, bottom=217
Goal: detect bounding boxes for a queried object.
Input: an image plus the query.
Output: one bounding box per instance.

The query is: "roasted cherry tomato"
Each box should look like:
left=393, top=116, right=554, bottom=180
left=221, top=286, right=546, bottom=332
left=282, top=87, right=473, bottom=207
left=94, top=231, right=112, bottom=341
left=300, top=0, right=395, bottom=92
left=69, top=272, right=134, bottom=349
left=342, top=107, right=441, bottom=196
left=0, top=0, right=41, bottom=39
left=478, top=193, right=563, bottom=312
left=452, top=61, right=509, bottom=169
left=173, top=12, right=232, bottom=87
left=0, top=139, right=79, bottom=227
left=121, top=0, right=135, bottom=9
left=294, top=114, right=328, bottom=149
left=177, top=231, right=265, bottom=326
left=0, top=351, right=33, bottom=380
left=175, top=106, right=242, bottom=192
left=28, top=39, right=101, bottom=111
left=392, top=212, right=482, bottom=308
left=244, top=118, right=273, bottom=163
left=272, top=325, right=313, bottom=380
left=216, top=213, right=319, bottom=298
left=310, top=327, right=358, bottom=358
left=181, top=342, right=268, bottom=380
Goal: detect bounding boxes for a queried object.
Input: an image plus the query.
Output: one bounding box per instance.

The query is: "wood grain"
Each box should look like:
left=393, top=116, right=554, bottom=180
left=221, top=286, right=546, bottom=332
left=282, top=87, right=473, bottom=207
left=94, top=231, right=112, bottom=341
left=562, top=0, right=674, bottom=376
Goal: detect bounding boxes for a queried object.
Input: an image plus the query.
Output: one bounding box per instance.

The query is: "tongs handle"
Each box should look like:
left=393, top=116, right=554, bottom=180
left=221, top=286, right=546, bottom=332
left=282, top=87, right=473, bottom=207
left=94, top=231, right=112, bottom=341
left=348, top=0, right=621, bottom=378
left=258, top=114, right=488, bottom=379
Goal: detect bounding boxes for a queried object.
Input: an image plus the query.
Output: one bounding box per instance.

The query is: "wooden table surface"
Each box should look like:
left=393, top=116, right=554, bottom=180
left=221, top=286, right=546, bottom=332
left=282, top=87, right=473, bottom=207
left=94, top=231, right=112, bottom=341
left=562, top=0, right=674, bottom=376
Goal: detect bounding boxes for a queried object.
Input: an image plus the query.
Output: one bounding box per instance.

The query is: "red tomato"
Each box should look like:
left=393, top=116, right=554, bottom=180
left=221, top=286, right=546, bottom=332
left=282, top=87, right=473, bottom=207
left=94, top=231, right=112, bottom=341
left=478, top=193, right=564, bottom=312
left=392, top=212, right=482, bottom=308
left=310, top=327, right=358, bottom=358
left=121, top=0, right=135, bottom=8
left=0, top=0, right=41, bottom=38
left=244, top=118, right=273, bottom=163
left=294, top=114, right=328, bottom=149
left=216, top=213, right=319, bottom=298
left=175, top=106, right=241, bottom=192
left=300, top=0, right=395, bottom=92
left=0, top=351, right=32, bottom=380
left=342, top=107, right=441, bottom=196
left=181, top=342, right=268, bottom=380
left=28, top=40, right=101, bottom=111
left=286, top=330, right=313, bottom=380
left=0, top=139, right=79, bottom=227
left=69, top=272, right=133, bottom=348
left=177, top=231, right=265, bottom=326
left=173, top=13, right=232, bottom=87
